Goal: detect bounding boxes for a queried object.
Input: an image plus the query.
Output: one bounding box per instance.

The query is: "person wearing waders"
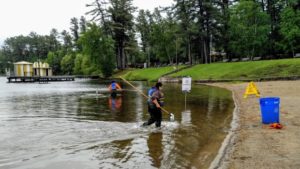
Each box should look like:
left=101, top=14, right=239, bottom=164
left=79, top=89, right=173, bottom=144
left=143, top=82, right=164, bottom=127
left=108, top=80, right=122, bottom=97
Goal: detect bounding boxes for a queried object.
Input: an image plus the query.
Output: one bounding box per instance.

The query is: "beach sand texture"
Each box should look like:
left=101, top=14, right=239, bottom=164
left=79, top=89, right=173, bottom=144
left=209, top=81, right=300, bottom=169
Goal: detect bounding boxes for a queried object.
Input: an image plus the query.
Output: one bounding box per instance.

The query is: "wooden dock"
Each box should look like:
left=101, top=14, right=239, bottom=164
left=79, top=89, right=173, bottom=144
left=75, top=75, right=100, bottom=79
left=7, top=76, right=75, bottom=83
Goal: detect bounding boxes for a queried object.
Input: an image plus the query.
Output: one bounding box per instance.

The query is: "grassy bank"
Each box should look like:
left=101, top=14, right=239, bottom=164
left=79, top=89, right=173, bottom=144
left=116, top=66, right=179, bottom=81
left=170, top=58, right=300, bottom=80
left=114, top=58, right=300, bottom=81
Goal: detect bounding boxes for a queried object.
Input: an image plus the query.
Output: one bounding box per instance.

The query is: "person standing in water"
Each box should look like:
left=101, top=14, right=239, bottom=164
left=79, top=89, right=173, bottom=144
left=147, top=85, right=157, bottom=114
left=143, top=82, right=164, bottom=127
left=108, top=80, right=122, bottom=97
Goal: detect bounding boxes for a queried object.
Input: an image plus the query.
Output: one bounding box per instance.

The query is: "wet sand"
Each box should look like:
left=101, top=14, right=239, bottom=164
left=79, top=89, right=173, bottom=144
left=207, top=81, right=300, bottom=169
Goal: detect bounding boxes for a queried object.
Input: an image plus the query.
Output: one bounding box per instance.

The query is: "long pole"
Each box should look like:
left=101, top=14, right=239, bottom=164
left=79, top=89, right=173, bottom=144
left=119, top=77, right=174, bottom=117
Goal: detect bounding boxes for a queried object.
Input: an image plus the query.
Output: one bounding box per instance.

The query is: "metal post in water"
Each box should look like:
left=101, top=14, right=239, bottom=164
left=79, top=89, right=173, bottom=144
left=182, top=77, right=192, bottom=111
left=185, top=91, right=187, bottom=110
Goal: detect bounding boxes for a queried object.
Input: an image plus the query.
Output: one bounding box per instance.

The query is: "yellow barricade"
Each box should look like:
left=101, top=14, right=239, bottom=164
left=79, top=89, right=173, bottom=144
left=244, top=81, right=260, bottom=98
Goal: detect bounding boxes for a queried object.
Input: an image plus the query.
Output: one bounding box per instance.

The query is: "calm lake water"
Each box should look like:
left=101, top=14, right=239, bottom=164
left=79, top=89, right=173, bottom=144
left=0, top=77, right=234, bottom=169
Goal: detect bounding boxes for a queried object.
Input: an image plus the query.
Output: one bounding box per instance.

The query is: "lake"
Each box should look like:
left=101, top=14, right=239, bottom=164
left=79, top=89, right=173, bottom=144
left=0, top=77, right=234, bottom=169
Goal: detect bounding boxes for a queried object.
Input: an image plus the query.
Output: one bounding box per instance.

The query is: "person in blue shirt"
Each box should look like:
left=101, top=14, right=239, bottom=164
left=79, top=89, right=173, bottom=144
left=146, top=86, right=157, bottom=116
left=148, top=86, right=157, bottom=97
left=108, top=80, right=122, bottom=97
left=143, top=82, right=164, bottom=127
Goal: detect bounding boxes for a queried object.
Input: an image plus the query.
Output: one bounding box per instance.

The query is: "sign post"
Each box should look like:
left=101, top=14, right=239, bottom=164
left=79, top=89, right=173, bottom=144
left=182, top=77, right=192, bottom=109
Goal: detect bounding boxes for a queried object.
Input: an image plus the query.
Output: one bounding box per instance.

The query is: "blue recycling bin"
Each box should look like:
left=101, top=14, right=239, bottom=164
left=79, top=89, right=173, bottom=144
left=259, top=97, right=280, bottom=124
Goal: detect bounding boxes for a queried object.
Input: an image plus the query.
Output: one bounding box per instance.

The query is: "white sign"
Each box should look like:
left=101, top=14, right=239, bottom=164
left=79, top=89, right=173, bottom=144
left=182, top=77, right=192, bottom=92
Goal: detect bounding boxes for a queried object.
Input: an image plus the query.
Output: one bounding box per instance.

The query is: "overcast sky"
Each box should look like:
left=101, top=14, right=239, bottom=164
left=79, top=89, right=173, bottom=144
left=0, top=0, right=173, bottom=46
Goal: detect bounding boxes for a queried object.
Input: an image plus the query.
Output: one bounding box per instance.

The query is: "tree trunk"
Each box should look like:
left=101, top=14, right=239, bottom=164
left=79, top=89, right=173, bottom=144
left=267, top=0, right=277, bottom=58
left=207, top=38, right=211, bottom=63
left=165, top=46, right=172, bottom=65
left=121, top=42, right=126, bottom=69
left=188, top=39, right=192, bottom=65
left=147, top=47, right=150, bottom=67
left=261, top=0, right=265, bottom=11
left=222, top=0, right=230, bottom=61
left=203, top=41, right=208, bottom=64
left=200, top=38, right=204, bottom=64
left=205, top=18, right=211, bottom=64
left=117, top=43, right=122, bottom=69
left=197, top=0, right=206, bottom=64
left=292, top=44, right=295, bottom=58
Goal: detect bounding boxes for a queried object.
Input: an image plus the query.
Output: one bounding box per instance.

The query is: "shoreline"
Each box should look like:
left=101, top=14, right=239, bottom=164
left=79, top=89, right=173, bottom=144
left=208, top=85, right=240, bottom=169
left=207, top=81, right=300, bottom=169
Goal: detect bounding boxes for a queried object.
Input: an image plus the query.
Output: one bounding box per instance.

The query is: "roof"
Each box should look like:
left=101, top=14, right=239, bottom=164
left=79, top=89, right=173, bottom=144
left=14, top=61, right=33, bottom=65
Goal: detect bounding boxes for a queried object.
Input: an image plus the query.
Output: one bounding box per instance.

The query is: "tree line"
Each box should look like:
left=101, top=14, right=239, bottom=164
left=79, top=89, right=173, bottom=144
left=0, top=0, right=299, bottom=77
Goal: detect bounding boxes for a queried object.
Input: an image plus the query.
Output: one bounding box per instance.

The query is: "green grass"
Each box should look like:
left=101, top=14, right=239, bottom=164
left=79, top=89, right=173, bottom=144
left=119, top=66, right=181, bottom=81
left=114, top=58, right=300, bottom=81
left=170, top=58, right=300, bottom=80
left=112, top=69, right=134, bottom=78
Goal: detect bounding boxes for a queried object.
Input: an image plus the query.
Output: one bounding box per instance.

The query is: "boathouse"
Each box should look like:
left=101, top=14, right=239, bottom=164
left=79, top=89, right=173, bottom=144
left=9, top=61, right=73, bottom=83
left=13, top=61, right=52, bottom=77
left=33, top=62, right=53, bottom=76
left=13, top=61, right=33, bottom=77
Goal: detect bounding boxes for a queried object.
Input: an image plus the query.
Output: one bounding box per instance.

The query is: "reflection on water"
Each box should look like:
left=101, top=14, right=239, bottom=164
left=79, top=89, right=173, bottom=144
left=148, top=132, right=163, bottom=168
left=109, top=96, right=122, bottom=111
left=0, top=77, right=233, bottom=169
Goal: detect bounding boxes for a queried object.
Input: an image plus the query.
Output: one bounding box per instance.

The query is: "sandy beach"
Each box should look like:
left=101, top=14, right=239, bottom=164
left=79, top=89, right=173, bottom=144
left=207, top=81, right=300, bottom=169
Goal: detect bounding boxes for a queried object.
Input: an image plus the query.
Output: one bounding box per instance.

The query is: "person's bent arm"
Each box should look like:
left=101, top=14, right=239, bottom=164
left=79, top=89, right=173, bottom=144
left=152, top=99, right=161, bottom=109
left=116, top=83, right=122, bottom=90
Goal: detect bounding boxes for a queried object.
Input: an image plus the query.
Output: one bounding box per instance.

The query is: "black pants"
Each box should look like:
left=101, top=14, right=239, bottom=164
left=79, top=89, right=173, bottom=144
left=111, top=90, right=117, bottom=98
left=144, top=107, right=162, bottom=127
